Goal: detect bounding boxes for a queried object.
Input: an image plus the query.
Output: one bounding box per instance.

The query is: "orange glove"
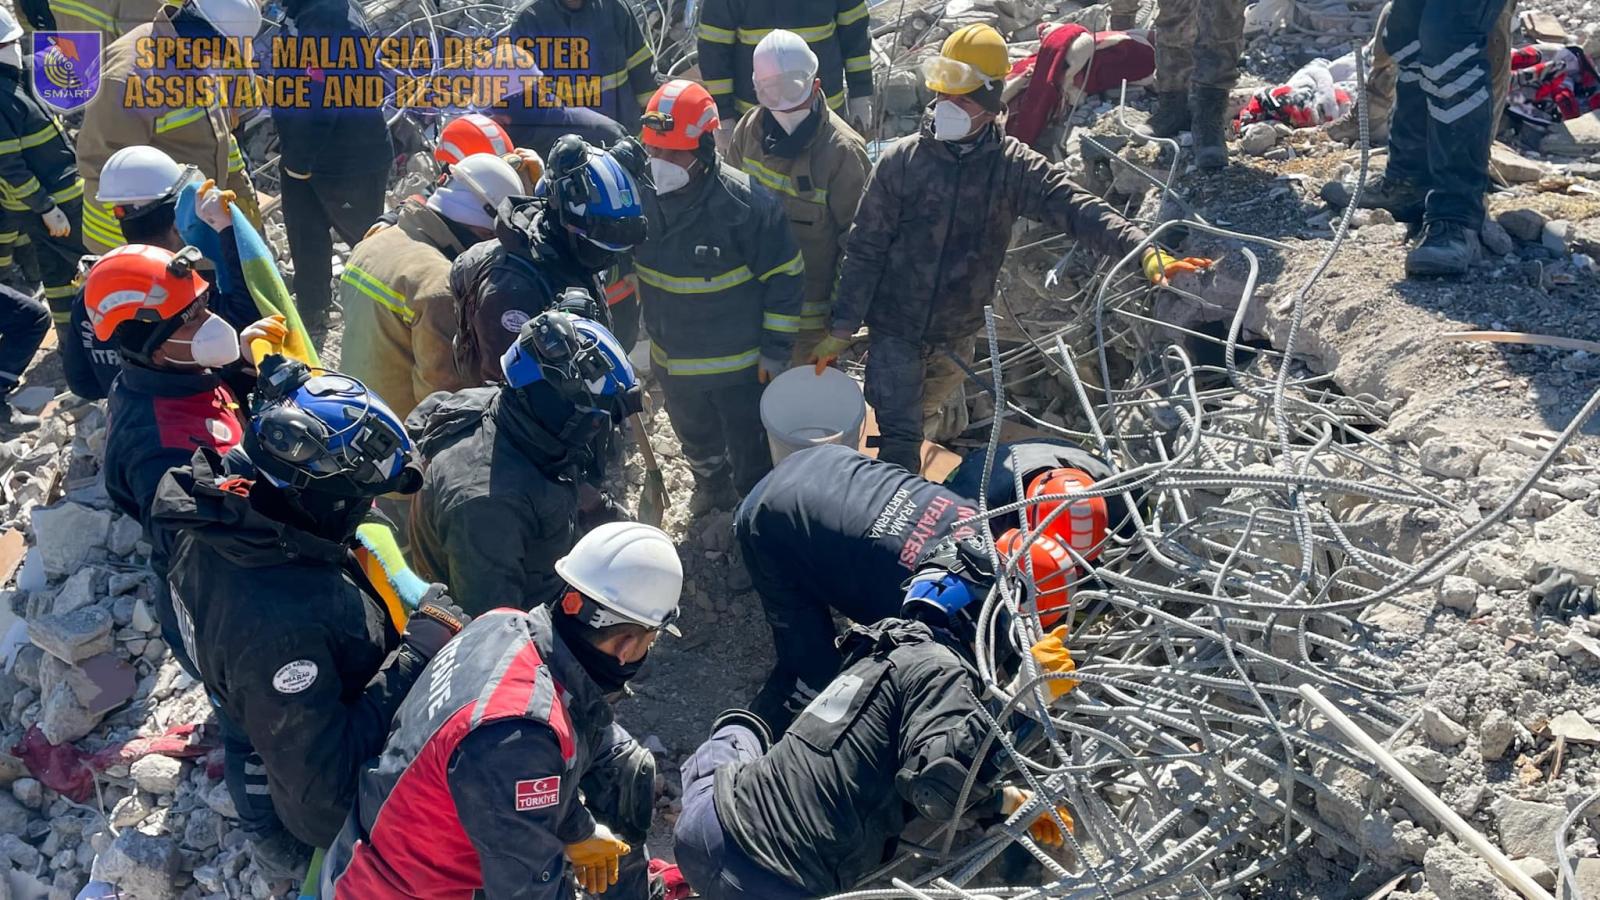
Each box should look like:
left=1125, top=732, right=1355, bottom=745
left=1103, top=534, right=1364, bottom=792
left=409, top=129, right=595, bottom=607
left=1001, top=787, right=1074, bottom=848
left=1029, top=625, right=1078, bottom=702
left=808, top=333, right=851, bottom=375
left=566, top=823, right=630, bottom=895
left=1142, top=248, right=1214, bottom=285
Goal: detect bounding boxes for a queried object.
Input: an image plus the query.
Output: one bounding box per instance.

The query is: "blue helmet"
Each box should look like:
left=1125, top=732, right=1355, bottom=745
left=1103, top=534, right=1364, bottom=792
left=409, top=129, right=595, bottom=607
left=902, top=534, right=996, bottom=645
left=541, top=135, right=647, bottom=253
left=246, top=366, right=419, bottom=497
left=500, top=311, right=640, bottom=449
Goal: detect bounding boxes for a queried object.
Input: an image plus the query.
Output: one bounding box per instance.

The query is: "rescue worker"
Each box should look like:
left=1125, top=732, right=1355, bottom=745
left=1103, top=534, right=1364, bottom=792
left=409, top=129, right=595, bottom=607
left=817, top=24, right=1206, bottom=475
left=321, top=522, right=683, bottom=899
left=944, top=438, right=1128, bottom=539
left=696, top=0, right=874, bottom=134
left=339, top=152, right=524, bottom=421
left=733, top=443, right=1092, bottom=730
left=635, top=79, right=804, bottom=515
left=63, top=145, right=259, bottom=400
left=672, top=564, right=1079, bottom=900
left=409, top=311, right=639, bottom=616
left=365, top=115, right=544, bottom=239
left=271, top=0, right=393, bottom=320
left=501, top=101, right=628, bottom=161
left=1133, top=0, right=1247, bottom=169
left=0, top=6, right=86, bottom=339
left=727, top=30, right=870, bottom=363
left=84, top=242, right=278, bottom=679
left=1351, top=0, right=1513, bottom=276
left=76, top=0, right=263, bottom=256
left=451, top=134, right=647, bottom=385
left=509, top=0, right=657, bottom=133
left=150, top=353, right=468, bottom=856
left=0, top=284, right=46, bottom=428
left=44, top=0, right=173, bottom=42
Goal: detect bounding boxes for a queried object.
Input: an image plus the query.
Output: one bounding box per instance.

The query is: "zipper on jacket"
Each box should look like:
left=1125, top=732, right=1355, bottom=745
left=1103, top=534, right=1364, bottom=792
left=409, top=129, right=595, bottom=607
left=919, top=142, right=968, bottom=343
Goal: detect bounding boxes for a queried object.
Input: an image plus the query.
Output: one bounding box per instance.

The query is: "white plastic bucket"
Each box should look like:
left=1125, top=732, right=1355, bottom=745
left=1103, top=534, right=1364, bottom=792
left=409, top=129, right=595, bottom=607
left=760, top=366, right=867, bottom=464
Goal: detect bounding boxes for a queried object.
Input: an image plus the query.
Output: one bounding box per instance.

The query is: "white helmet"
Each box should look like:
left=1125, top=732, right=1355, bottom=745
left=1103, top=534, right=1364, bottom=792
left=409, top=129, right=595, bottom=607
left=554, top=522, right=683, bottom=634
left=190, top=0, right=261, bottom=40
left=96, top=145, right=196, bottom=208
left=752, top=29, right=818, bottom=111
left=426, top=152, right=523, bottom=230
left=0, top=6, right=22, bottom=44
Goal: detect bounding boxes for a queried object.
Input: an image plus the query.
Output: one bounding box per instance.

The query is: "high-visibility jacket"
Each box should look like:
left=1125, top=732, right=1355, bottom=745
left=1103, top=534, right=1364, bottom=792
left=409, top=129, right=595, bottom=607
left=0, top=61, right=82, bottom=217
left=47, top=0, right=175, bottom=42
left=634, top=163, right=804, bottom=386
left=338, top=200, right=473, bottom=421
left=74, top=10, right=260, bottom=253
left=696, top=0, right=874, bottom=119
left=510, top=0, right=657, bottom=133
left=727, top=96, right=868, bottom=342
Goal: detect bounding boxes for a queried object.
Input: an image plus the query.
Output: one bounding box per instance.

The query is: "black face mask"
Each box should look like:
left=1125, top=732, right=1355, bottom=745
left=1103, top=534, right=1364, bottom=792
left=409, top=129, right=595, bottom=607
left=554, top=610, right=647, bottom=694
left=564, top=229, right=619, bottom=274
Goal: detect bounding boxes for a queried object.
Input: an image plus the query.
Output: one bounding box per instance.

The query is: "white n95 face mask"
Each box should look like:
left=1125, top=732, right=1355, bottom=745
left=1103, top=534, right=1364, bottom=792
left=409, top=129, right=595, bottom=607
left=168, top=314, right=240, bottom=368
left=932, top=100, right=974, bottom=142
left=770, top=107, right=812, bottom=133
left=649, top=158, right=691, bottom=195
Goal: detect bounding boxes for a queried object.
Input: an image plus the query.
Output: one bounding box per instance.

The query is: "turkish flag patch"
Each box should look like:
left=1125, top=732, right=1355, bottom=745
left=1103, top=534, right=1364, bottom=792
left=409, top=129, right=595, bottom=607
left=515, top=776, right=561, bottom=812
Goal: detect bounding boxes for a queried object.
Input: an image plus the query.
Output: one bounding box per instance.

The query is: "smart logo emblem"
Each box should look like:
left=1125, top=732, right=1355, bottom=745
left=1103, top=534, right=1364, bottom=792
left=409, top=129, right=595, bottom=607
left=34, top=32, right=102, bottom=112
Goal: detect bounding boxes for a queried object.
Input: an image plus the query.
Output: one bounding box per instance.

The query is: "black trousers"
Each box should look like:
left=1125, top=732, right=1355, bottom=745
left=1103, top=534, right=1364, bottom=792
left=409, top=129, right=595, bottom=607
left=0, top=284, right=47, bottom=394
left=280, top=170, right=387, bottom=316
left=21, top=198, right=87, bottom=343
left=658, top=373, right=773, bottom=495
left=1383, top=0, right=1509, bottom=226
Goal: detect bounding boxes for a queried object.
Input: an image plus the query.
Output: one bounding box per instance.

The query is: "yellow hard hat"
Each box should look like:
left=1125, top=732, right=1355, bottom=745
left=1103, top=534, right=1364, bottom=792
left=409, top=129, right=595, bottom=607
left=924, top=24, right=1009, bottom=95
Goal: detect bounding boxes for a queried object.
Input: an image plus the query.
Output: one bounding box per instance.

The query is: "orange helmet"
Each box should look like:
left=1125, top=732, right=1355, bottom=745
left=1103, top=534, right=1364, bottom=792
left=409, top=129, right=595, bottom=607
left=641, top=80, right=720, bottom=150
left=84, top=244, right=209, bottom=343
left=996, top=528, right=1073, bottom=628
left=436, top=113, right=513, bottom=166
left=1024, top=468, right=1110, bottom=562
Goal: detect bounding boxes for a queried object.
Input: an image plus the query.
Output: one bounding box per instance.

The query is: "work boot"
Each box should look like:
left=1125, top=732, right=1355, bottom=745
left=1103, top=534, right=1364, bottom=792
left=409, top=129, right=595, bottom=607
left=688, top=477, right=738, bottom=517
left=0, top=399, right=38, bottom=430
left=1356, top=174, right=1427, bottom=223
left=1137, top=91, right=1191, bottom=139
left=1405, top=221, right=1478, bottom=278
left=1191, top=87, right=1231, bottom=170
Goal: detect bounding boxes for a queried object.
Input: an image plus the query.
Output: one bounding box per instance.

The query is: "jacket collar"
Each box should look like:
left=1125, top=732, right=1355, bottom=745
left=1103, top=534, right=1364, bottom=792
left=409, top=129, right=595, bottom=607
left=398, top=200, right=469, bottom=258
left=645, top=160, right=747, bottom=243
left=117, top=360, right=228, bottom=397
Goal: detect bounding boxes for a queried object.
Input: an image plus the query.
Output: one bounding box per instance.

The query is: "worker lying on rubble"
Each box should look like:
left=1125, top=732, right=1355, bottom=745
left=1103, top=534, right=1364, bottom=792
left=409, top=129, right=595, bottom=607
left=634, top=79, right=806, bottom=517
left=814, top=23, right=1213, bottom=475
left=321, top=522, right=682, bottom=899
left=726, top=29, right=871, bottom=364
left=149, top=355, right=468, bottom=872
left=451, top=134, right=648, bottom=386
left=63, top=146, right=263, bottom=401
left=339, top=152, right=526, bottom=422
left=671, top=535, right=1078, bottom=900
left=408, top=311, right=640, bottom=617
left=733, top=442, right=1087, bottom=731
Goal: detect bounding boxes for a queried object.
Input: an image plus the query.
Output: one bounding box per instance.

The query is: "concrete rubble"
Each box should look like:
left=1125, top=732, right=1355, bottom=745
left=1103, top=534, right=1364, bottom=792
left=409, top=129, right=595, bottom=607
left=0, top=0, right=1593, bottom=898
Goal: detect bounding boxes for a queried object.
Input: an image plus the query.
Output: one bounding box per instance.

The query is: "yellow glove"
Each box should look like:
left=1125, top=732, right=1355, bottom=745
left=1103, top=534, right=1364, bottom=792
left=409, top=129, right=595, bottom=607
left=1141, top=248, right=1214, bottom=285
left=1001, top=786, right=1074, bottom=848
left=566, top=823, right=631, bottom=895
left=1029, top=625, right=1078, bottom=702
left=506, top=148, right=545, bottom=188
left=241, top=315, right=289, bottom=365
left=809, top=333, right=852, bottom=375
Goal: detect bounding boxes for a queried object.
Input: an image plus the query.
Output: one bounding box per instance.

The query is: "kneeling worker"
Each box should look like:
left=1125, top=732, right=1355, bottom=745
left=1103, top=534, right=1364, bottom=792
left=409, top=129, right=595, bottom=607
left=322, top=522, right=684, bottom=899
left=673, top=542, right=1078, bottom=899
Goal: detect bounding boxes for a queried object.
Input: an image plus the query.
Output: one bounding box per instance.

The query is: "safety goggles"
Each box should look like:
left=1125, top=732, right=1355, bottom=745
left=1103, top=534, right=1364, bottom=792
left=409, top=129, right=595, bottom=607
left=921, top=55, right=996, bottom=95
left=257, top=372, right=401, bottom=485
left=754, top=72, right=813, bottom=110
left=571, top=215, right=647, bottom=253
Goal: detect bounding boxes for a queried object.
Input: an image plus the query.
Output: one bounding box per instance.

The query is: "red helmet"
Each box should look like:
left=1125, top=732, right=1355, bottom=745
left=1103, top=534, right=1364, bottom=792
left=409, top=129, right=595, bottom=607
left=641, top=80, right=720, bottom=150
left=996, top=528, right=1073, bottom=628
left=84, top=244, right=209, bottom=342
left=1024, top=468, right=1110, bottom=562
left=436, top=113, right=513, bottom=166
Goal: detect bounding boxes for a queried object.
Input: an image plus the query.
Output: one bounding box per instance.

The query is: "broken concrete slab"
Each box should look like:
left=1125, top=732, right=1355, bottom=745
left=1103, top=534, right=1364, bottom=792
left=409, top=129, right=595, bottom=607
left=130, top=756, right=184, bottom=796
left=37, top=680, right=103, bottom=744
left=90, top=830, right=181, bottom=900
left=1540, top=111, right=1600, bottom=156
left=1394, top=745, right=1450, bottom=784
left=1497, top=208, right=1548, bottom=242
left=1529, top=501, right=1600, bottom=586
left=1494, top=798, right=1566, bottom=867
left=1423, top=707, right=1469, bottom=747
left=28, top=606, right=112, bottom=664
left=1481, top=709, right=1518, bottom=761
left=6, top=386, right=55, bottom=416
left=29, top=502, right=111, bottom=577
left=49, top=566, right=101, bottom=617
left=1547, top=710, right=1600, bottom=745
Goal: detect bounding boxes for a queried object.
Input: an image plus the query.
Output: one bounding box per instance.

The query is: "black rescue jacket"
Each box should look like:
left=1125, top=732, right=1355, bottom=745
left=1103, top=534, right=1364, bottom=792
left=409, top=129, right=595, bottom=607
left=150, top=449, right=428, bottom=848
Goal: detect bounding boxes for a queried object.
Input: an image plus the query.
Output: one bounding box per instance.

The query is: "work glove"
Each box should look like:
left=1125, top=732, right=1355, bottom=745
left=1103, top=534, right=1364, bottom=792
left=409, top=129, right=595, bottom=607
left=240, top=314, right=288, bottom=366
left=808, top=332, right=853, bottom=375
left=196, top=178, right=237, bottom=232
left=40, top=206, right=70, bottom=237
left=505, top=147, right=545, bottom=187
left=757, top=355, right=788, bottom=384
left=847, top=96, right=873, bottom=131
left=566, top=821, right=631, bottom=895
left=1028, top=625, right=1079, bottom=702
left=400, top=586, right=468, bottom=661
left=1141, top=248, right=1214, bottom=285
left=1001, top=786, right=1074, bottom=848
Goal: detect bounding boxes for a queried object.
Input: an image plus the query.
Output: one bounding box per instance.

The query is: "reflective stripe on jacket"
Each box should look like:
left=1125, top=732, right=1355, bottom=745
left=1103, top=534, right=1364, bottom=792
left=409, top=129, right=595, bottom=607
left=510, top=0, right=656, bottom=132
left=0, top=62, right=80, bottom=215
